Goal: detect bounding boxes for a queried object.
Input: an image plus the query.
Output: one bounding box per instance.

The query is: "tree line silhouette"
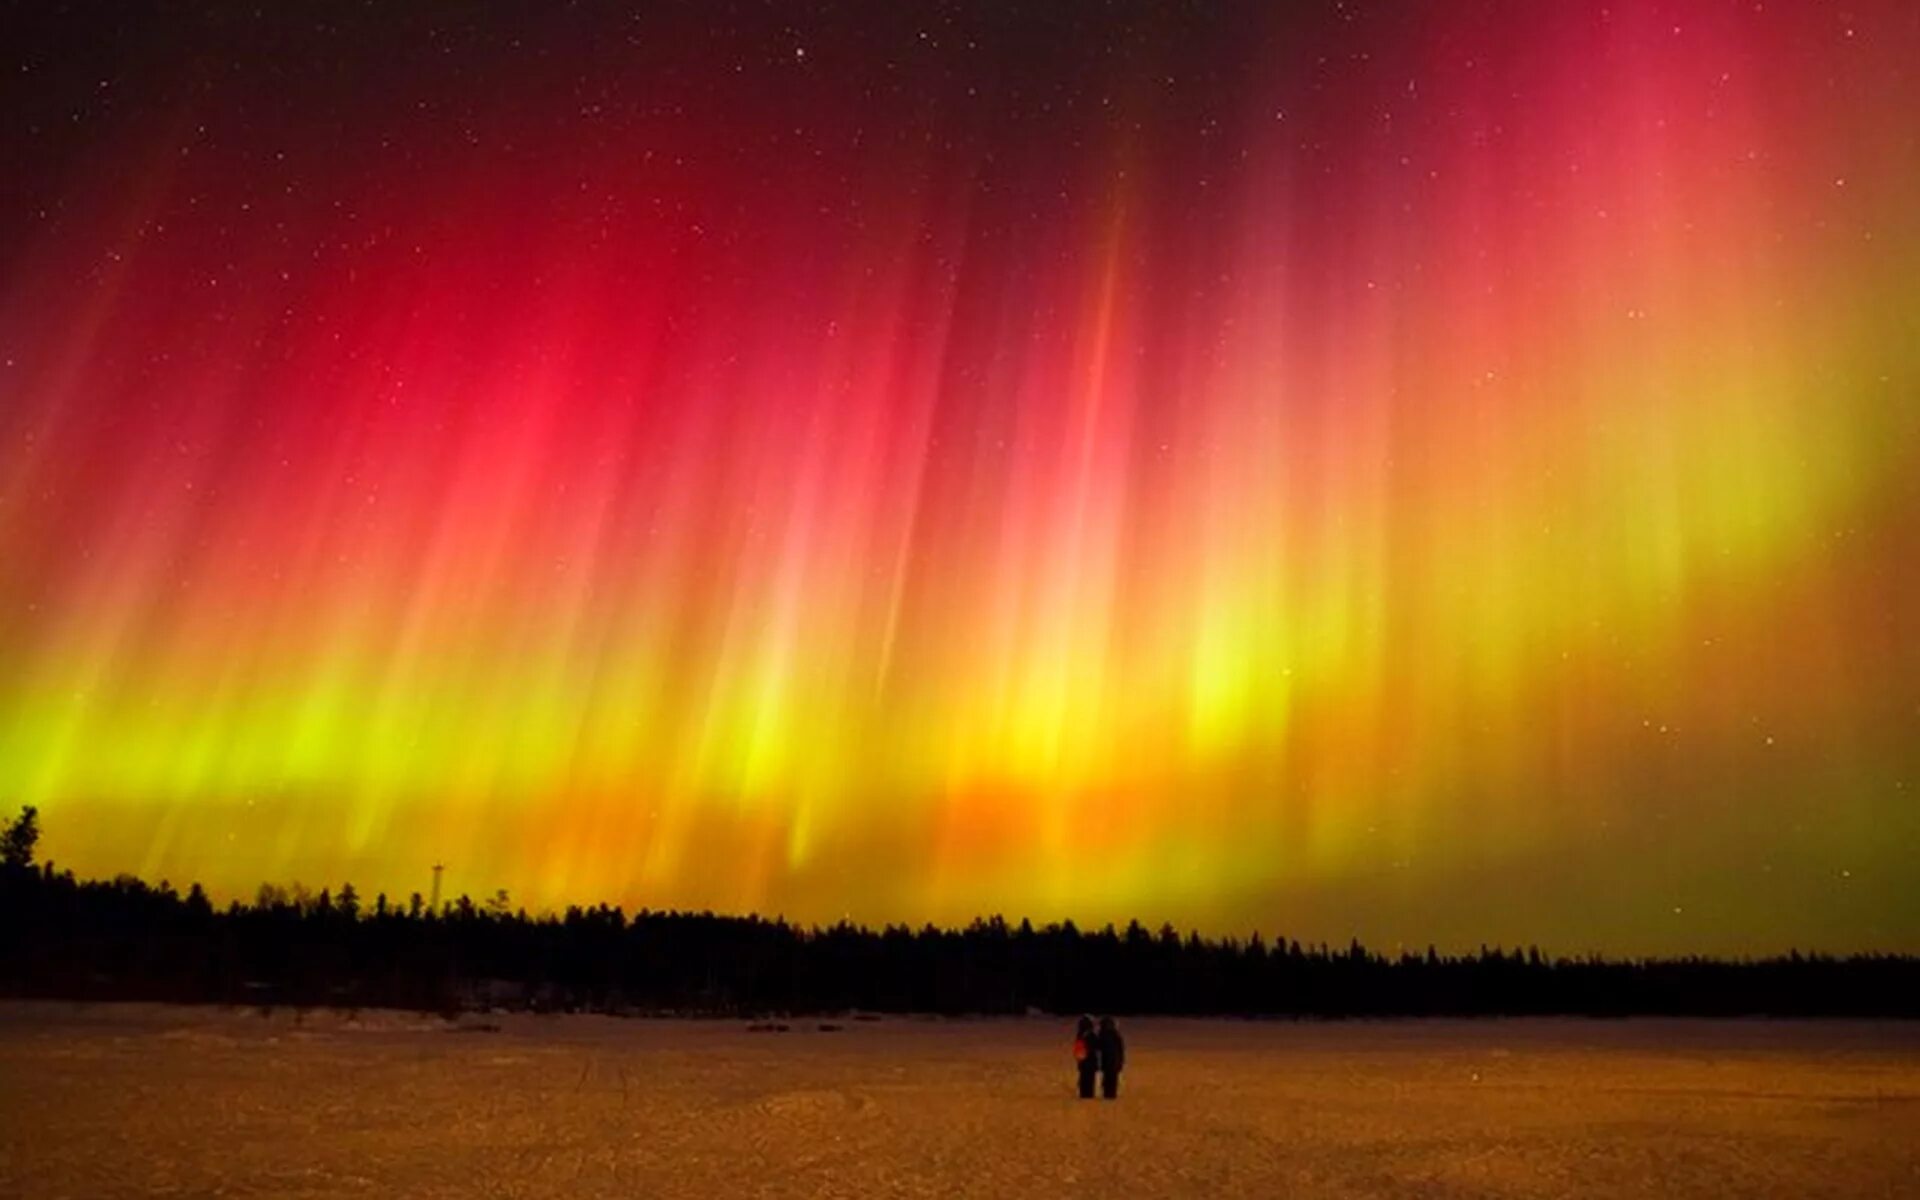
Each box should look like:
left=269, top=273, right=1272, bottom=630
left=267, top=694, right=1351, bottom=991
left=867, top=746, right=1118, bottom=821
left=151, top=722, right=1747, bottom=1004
left=2, top=807, right=1914, bottom=1018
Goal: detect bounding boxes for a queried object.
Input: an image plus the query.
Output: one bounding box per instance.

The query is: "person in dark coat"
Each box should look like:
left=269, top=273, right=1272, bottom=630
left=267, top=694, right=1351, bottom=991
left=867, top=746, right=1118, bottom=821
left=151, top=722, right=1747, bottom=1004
left=1073, top=1014, right=1100, bottom=1099
left=1096, top=1016, right=1125, bottom=1099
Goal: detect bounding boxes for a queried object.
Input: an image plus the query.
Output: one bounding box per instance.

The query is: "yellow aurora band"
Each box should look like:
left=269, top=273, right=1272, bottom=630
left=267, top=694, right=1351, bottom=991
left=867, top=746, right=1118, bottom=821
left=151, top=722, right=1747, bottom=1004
left=1, top=3, right=1916, bottom=951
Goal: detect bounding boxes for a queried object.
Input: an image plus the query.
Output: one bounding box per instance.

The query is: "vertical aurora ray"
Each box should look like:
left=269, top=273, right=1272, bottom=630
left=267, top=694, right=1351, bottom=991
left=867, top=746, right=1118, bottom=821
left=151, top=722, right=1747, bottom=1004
left=1, top=2, right=1916, bottom=950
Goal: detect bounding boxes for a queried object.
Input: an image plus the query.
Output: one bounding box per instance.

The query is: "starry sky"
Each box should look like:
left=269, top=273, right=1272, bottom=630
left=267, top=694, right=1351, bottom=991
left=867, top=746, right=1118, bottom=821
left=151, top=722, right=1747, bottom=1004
left=2, top=1, right=1917, bottom=953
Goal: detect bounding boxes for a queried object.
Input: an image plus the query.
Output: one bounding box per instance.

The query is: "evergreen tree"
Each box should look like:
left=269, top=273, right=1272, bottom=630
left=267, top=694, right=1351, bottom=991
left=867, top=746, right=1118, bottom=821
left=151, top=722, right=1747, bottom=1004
left=1, top=805, right=39, bottom=869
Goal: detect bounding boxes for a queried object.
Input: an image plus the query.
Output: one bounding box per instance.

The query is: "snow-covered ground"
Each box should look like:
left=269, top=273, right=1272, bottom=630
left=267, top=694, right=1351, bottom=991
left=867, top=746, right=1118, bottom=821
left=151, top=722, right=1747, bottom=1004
left=1, top=1002, right=1916, bottom=1198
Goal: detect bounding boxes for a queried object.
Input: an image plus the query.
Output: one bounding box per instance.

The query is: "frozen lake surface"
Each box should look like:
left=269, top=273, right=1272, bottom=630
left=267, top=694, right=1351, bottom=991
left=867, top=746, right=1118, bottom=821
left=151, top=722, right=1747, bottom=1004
left=2, top=1002, right=1917, bottom=1198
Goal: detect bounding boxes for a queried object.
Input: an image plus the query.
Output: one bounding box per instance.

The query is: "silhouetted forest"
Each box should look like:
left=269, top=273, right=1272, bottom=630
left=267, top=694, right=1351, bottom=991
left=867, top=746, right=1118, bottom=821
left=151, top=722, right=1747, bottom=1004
left=2, top=807, right=1914, bottom=1018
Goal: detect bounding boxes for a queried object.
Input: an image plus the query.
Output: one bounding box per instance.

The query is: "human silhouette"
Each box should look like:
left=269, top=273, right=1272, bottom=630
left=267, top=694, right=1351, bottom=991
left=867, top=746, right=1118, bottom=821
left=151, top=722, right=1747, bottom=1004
left=1073, top=1014, right=1099, bottom=1099
left=1097, top=1016, right=1125, bottom=1099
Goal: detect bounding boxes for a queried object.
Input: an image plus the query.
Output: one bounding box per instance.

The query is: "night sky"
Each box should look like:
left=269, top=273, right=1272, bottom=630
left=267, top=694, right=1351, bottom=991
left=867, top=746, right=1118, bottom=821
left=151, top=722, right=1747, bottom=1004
left=3, top=1, right=1917, bottom=953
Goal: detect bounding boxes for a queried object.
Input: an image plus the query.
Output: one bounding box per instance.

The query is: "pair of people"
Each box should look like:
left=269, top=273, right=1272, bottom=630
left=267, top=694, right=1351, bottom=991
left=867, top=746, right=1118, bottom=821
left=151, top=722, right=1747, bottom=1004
left=1071, top=1015, right=1125, bottom=1099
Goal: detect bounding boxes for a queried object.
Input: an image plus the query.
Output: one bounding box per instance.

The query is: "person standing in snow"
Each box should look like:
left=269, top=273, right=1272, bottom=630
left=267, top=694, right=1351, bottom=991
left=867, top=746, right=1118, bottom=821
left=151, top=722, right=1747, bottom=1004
left=1073, top=1014, right=1100, bottom=1099
left=1096, top=1015, right=1125, bottom=1099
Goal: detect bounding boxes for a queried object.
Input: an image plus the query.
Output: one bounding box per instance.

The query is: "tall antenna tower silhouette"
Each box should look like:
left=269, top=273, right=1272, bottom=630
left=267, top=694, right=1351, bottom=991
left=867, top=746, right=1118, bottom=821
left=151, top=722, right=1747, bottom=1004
left=430, top=863, right=444, bottom=913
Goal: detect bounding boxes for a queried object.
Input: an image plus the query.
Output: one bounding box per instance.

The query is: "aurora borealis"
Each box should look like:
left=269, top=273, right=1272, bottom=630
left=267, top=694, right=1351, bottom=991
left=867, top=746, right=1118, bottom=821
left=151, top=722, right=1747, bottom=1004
left=2, top=2, right=1916, bottom=953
